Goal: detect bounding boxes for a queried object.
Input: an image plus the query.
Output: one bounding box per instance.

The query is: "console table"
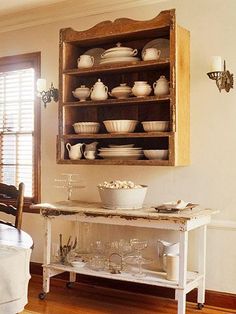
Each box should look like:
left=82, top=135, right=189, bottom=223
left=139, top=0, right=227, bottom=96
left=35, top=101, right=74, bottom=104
left=32, top=201, right=217, bottom=314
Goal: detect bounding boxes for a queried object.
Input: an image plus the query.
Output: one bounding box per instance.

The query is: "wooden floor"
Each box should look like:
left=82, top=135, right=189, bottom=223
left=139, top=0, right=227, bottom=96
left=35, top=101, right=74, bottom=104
left=22, top=276, right=236, bottom=314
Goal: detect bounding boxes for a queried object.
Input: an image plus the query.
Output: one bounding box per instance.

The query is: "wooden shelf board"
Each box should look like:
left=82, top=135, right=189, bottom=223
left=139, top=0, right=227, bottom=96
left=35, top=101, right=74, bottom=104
left=57, top=159, right=171, bottom=166
left=61, top=132, right=173, bottom=139
left=63, top=59, right=170, bottom=76
left=64, top=95, right=170, bottom=107
left=44, top=263, right=200, bottom=289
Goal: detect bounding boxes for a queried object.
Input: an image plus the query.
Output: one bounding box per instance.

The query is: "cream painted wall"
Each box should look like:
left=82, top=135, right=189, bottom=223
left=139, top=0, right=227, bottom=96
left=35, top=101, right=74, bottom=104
left=0, top=0, right=236, bottom=293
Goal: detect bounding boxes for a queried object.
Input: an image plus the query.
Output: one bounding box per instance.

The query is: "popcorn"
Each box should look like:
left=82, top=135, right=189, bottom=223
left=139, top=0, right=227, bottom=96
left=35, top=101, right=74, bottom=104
left=98, top=180, right=142, bottom=189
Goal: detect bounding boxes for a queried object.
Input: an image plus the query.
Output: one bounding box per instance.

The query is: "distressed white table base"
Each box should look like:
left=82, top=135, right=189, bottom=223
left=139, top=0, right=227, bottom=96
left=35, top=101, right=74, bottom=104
left=32, top=202, right=217, bottom=314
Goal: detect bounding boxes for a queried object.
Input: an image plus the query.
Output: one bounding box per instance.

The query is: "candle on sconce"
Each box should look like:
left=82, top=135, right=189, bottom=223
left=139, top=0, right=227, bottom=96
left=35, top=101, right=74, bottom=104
left=36, top=78, right=47, bottom=93
left=210, top=56, right=222, bottom=72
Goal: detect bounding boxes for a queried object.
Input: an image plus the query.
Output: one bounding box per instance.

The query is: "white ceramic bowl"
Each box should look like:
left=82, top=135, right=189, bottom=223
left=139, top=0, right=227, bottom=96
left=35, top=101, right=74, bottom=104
left=142, top=121, right=169, bottom=132
left=103, top=120, right=138, bottom=133
left=98, top=185, right=148, bottom=210
left=73, top=122, right=100, bottom=134
left=71, top=261, right=85, bottom=268
left=143, top=149, right=168, bottom=160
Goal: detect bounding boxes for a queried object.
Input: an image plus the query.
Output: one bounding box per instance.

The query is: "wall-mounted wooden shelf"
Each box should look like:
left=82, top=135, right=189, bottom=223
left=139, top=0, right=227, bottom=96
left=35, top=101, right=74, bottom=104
left=57, top=9, right=190, bottom=166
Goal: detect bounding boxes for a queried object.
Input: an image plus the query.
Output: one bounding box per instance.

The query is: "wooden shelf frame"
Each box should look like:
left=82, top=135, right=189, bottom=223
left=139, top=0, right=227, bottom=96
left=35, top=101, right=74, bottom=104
left=63, top=59, right=170, bottom=76
left=62, top=132, right=173, bottom=139
left=57, top=159, right=171, bottom=166
left=63, top=95, right=170, bottom=107
left=57, top=9, right=190, bottom=166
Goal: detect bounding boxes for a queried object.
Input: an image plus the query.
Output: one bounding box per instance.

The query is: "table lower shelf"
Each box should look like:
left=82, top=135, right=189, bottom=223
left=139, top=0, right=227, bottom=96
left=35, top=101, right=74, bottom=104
left=44, top=263, right=202, bottom=291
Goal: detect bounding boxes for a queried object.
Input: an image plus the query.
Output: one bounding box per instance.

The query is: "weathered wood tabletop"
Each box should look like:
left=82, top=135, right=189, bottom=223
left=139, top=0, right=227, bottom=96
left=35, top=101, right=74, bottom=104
left=31, top=201, right=218, bottom=230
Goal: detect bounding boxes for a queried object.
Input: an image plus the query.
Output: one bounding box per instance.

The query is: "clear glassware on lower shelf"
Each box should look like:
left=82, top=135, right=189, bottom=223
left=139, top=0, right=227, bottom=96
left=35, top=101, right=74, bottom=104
left=124, top=255, right=153, bottom=277
left=123, top=239, right=152, bottom=276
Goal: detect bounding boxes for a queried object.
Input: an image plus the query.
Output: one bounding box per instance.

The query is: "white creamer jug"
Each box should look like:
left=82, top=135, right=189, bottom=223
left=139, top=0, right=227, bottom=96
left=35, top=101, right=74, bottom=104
left=153, top=75, right=170, bottom=96
left=132, top=81, right=152, bottom=98
left=90, top=79, right=108, bottom=101
left=142, top=48, right=161, bottom=61
left=77, top=54, right=94, bottom=69
left=84, top=150, right=96, bottom=160
left=84, top=141, right=98, bottom=152
left=66, top=143, right=84, bottom=160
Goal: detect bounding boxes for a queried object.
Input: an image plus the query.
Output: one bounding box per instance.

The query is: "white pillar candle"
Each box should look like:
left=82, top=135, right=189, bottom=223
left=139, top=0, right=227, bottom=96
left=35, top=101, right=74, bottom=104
left=211, top=56, right=222, bottom=72
left=36, top=78, right=47, bottom=92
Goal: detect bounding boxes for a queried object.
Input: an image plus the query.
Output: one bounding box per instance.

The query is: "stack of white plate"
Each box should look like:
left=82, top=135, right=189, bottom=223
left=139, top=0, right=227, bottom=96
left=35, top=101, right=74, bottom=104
left=100, top=43, right=140, bottom=65
left=98, top=146, right=143, bottom=160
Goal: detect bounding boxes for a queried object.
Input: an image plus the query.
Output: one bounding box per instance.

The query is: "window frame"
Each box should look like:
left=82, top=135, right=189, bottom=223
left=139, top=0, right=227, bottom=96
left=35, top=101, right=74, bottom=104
left=0, top=52, right=41, bottom=212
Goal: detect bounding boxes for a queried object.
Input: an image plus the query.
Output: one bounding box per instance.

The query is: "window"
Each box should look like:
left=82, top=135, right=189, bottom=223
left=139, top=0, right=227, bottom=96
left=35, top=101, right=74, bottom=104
left=0, top=52, right=41, bottom=205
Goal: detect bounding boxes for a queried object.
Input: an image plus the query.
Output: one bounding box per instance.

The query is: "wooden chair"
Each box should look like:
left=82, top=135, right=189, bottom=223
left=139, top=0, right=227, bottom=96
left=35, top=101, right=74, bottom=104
left=0, top=182, right=25, bottom=229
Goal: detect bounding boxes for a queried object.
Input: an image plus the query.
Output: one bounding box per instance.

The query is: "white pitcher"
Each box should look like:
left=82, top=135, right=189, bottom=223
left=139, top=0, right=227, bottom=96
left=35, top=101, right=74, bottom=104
left=157, top=240, right=179, bottom=271
left=66, top=143, right=84, bottom=160
left=90, top=79, right=108, bottom=101
left=153, top=75, right=170, bottom=96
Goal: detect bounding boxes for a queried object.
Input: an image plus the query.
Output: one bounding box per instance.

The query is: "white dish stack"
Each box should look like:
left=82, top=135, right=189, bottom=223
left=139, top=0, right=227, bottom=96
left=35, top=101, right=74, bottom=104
left=98, top=145, right=143, bottom=160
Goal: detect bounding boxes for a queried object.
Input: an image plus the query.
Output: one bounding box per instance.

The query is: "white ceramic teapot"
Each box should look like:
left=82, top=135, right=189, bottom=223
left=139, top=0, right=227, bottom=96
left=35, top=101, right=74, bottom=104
left=90, top=79, right=108, bottom=101
left=66, top=143, right=84, bottom=160
left=132, top=81, right=152, bottom=97
left=153, top=75, right=170, bottom=97
left=157, top=240, right=179, bottom=271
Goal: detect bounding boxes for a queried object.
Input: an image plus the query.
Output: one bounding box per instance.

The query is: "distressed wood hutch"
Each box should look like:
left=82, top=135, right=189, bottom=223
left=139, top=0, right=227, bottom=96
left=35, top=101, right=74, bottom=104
left=57, top=9, right=190, bottom=166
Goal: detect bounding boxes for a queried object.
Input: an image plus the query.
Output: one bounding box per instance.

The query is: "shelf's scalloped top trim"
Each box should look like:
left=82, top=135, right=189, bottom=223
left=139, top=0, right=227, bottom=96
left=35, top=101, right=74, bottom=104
left=61, top=9, right=175, bottom=42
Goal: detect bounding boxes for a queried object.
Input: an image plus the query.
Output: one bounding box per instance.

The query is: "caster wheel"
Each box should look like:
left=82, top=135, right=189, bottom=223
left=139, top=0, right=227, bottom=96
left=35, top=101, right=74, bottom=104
left=66, top=282, right=74, bottom=289
left=197, top=303, right=204, bottom=310
left=38, top=292, right=46, bottom=300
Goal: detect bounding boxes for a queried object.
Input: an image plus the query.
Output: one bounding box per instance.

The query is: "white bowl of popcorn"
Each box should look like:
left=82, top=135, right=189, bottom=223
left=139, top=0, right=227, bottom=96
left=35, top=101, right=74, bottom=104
left=98, top=180, right=147, bottom=210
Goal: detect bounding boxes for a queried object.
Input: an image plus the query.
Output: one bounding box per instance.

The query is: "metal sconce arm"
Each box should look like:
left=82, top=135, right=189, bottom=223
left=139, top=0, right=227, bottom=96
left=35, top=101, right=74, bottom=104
left=207, top=60, right=234, bottom=92
left=38, top=82, right=59, bottom=108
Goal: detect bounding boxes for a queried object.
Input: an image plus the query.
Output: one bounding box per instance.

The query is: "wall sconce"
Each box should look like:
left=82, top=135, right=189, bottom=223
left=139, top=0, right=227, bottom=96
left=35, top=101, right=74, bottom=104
left=207, top=56, right=234, bottom=92
left=36, top=79, right=59, bottom=108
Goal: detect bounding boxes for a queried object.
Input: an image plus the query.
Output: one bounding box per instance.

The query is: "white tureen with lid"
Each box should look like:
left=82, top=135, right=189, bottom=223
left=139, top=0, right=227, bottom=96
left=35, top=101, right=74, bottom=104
left=101, top=42, right=138, bottom=58
left=109, top=83, right=132, bottom=99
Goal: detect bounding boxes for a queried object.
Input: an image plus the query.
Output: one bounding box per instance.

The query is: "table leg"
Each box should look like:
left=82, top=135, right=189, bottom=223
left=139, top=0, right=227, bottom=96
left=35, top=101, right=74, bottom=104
left=43, top=217, right=52, bottom=294
left=197, top=225, right=207, bottom=306
left=176, top=290, right=186, bottom=314
left=176, top=231, right=188, bottom=314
